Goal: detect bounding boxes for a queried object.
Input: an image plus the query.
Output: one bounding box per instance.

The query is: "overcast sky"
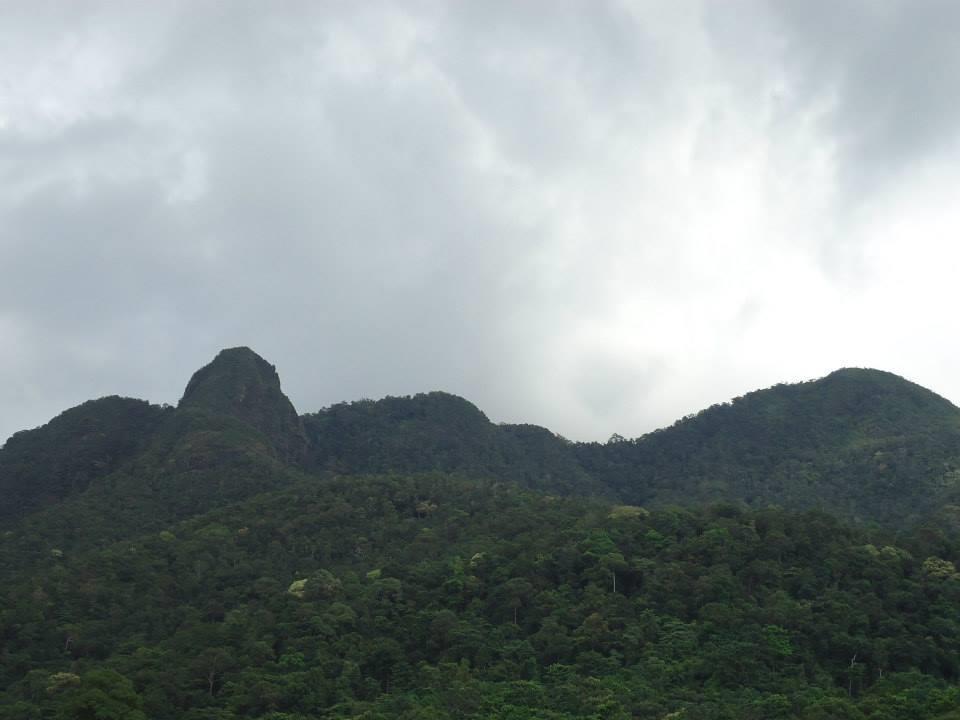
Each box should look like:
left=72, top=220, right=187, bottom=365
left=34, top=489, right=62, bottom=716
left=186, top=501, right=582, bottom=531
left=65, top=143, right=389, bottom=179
left=3, top=1, right=960, bottom=444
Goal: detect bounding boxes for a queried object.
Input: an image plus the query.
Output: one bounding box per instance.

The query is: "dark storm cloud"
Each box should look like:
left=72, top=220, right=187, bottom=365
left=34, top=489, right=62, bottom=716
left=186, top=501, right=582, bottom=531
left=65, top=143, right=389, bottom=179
left=3, top=1, right=960, bottom=445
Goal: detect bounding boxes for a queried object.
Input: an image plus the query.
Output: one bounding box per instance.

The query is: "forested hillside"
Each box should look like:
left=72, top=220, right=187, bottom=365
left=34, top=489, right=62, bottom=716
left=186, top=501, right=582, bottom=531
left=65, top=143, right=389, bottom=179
left=302, top=393, right=606, bottom=498
left=3, top=348, right=960, bottom=719
left=3, top=474, right=960, bottom=719
left=5, top=348, right=960, bottom=530
left=576, top=368, right=960, bottom=525
left=301, top=366, right=960, bottom=526
left=0, top=397, right=167, bottom=523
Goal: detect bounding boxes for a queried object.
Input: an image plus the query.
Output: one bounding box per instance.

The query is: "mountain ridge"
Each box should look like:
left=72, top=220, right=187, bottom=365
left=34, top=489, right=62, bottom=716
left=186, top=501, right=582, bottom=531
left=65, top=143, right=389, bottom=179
left=574, top=365, right=960, bottom=524
left=4, top=350, right=960, bottom=718
left=3, top=349, right=959, bottom=533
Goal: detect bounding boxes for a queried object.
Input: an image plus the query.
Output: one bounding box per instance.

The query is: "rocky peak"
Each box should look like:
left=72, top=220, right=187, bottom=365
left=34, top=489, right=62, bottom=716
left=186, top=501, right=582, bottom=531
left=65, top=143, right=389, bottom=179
left=179, top=347, right=307, bottom=463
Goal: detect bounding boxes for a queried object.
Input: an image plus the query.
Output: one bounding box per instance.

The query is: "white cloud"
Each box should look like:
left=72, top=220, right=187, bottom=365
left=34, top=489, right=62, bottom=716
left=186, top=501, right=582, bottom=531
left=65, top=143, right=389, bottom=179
left=3, top=1, right=960, bottom=445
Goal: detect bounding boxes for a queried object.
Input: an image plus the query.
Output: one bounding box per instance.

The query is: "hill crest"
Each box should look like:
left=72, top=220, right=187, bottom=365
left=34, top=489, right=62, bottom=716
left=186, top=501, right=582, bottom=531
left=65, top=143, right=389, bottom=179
left=179, top=346, right=307, bottom=463
left=3, top=350, right=960, bottom=529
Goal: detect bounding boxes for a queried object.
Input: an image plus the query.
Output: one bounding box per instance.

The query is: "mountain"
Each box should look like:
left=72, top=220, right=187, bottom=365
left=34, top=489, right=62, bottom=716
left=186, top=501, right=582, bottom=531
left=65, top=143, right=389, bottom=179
left=0, top=396, right=167, bottom=523
left=0, top=348, right=309, bottom=557
left=0, top=349, right=606, bottom=539
left=180, top=346, right=308, bottom=465
left=4, top=351, right=960, bottom=533
left=302, top=392, right=608, bottom=498
left=576, top=368, right=960, bottom=525
left=299, top=367, right=960, bottom=525
left=3, top=350, right=960, bottom=719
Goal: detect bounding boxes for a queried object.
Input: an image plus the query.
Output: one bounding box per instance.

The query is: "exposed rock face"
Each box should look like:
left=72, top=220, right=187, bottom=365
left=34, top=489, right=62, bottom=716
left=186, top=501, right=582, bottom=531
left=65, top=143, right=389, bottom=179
left=179, top=347, right=307, bottom=464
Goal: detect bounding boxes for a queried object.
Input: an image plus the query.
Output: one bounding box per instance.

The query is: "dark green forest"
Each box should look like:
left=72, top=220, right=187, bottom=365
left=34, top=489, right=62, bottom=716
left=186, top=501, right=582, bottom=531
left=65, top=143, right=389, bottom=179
left=3, top=347, right=960, bottom=719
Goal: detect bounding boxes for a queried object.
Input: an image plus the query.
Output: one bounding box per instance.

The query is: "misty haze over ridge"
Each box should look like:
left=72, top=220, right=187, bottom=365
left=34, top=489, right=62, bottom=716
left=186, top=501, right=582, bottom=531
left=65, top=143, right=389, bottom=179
left=4, top=1, right=960, bottom=445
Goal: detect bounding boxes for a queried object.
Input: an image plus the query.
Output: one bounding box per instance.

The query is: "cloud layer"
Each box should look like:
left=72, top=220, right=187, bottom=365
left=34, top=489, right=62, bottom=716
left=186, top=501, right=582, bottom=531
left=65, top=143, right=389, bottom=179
left=3, top=1, right=960, bottom=443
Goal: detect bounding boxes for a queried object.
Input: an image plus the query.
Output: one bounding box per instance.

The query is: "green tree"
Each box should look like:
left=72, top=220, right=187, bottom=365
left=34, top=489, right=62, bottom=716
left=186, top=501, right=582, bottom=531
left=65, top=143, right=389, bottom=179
left=53, top=669, right=146, bottom=720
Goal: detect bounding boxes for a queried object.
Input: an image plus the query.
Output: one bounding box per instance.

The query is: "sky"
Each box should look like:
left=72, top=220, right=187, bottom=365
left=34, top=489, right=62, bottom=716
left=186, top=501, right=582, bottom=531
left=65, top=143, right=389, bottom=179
left=3, top=0, right=960, bottom=445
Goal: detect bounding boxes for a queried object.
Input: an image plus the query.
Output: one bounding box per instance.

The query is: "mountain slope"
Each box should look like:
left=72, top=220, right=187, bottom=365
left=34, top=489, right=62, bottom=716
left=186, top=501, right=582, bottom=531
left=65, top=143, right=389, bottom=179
left=0, top=396, right=167, bottom=523
left=4, top=351, right=960, bottom=540
left=299, top=366, right=960, bottom=525
left=0, top=348, right=311, bottom=552
left=302, top=392, right=608, bottom=497
left=180, top=346, right=307, bottom=464
left=2, top=472, right=959, bottom=719
left=4, top=352, right=960, bottom=717
left=576, top=368, right=960, bottom=524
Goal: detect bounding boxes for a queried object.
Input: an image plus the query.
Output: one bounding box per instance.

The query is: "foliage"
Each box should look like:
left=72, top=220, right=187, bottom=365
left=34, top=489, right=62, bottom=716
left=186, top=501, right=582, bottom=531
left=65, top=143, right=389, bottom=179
left=2, top=473, right=960, bottom=718
left=0, top=396, right=167, bottom=523
left=576, top=368, right=960, bottom=525
left=5, top=351, right=960, bottom=717
left=302, top=395, right=605, bottom=498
